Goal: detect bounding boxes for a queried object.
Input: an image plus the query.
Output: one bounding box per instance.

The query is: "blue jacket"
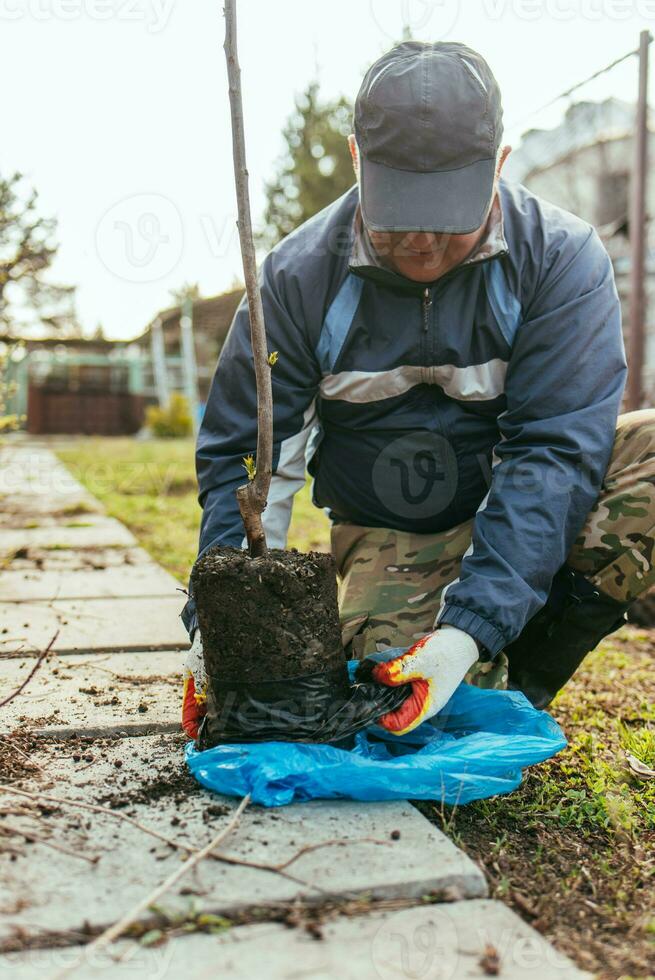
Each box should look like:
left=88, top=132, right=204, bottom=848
left=183, top=179, right=626, bottom=655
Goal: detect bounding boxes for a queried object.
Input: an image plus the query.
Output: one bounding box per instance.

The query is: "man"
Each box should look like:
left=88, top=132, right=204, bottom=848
left=182, top=41, right=655, bottom=741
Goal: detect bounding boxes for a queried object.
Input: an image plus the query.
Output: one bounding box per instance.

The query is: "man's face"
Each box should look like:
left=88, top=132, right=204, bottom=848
left=366, top=226, right=485, bottom=283
left=349, top=137, right=511, bottom=283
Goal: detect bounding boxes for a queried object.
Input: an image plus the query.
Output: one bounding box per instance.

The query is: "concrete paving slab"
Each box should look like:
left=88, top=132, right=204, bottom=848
left=0, top=517, right=136, bottom=554
left=0, top=734, right=486, bottom=944
left=0, top=595, right=188, bottom=654
left=2, top=650, right=182, bottom=731
left=0, top=493, right=100, bottom=519
left=0, top=562, right=181, bottom=601
left=0, top=900, right=587, bottom=979
left=33, top=720, right=181, bottom=738
left=0, top=450, right=86, bottom=499
left=0, top=510, right=104, bottom=530
left=5, top=546, right=156, bottom=572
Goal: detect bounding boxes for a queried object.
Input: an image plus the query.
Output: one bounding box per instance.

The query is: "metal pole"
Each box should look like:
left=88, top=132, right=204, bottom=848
left=627, top=30, right=651, bottom=411
left=150, top=316, right=170, bottom=408
left=180, top=297, right=200, bottom=437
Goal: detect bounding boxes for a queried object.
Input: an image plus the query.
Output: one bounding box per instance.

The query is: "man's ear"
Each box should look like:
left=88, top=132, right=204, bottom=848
left=348, top=134, right=360, bottom=181
left=496, top=144, right=512, bottom=178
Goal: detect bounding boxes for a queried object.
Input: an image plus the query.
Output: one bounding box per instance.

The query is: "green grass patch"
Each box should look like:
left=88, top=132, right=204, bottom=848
left=55, top=437, right=331, bottom=584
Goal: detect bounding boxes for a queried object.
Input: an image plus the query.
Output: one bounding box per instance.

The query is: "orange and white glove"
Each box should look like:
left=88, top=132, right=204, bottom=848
left=372, top=626, right=478, bottom=735
left=182, top=632, right=207, bottom=740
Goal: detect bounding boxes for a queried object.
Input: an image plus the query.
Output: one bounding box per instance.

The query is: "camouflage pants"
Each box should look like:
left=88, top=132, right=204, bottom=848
left=332, top=411, right=655, bottom=690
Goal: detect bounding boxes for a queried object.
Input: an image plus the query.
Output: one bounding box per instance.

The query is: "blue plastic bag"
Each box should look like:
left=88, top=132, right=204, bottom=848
left=186, top=656, right=566, bottom=807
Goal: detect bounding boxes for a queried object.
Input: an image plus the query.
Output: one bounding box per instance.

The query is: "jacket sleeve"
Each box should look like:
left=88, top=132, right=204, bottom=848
left=437, top=229, right=627, bottom=655
left=181, top=253, right=322, bottom=637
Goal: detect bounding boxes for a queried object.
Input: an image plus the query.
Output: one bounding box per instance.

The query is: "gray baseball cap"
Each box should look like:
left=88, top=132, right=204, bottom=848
left=354, top=41, right=503, bottom=234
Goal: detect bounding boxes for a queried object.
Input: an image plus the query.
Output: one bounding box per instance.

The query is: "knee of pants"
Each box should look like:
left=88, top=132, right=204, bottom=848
left=611, top=410, right=655, bottom=479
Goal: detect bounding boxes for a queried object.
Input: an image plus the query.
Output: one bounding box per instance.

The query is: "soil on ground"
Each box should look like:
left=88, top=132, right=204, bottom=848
left=0, top=731, right=42, bottom=783
left=98, top=758, right=202, bottom=810
left=192, top=547, right=344, bottom=681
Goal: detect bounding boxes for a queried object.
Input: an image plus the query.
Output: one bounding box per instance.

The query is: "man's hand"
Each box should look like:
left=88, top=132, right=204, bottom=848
left=182, top=632, right=207, bottom=740
left=372, top=627, right=478, bottom=735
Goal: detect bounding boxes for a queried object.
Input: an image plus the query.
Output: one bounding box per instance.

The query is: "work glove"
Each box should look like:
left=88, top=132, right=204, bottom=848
left=372, top=626, right=478, bottom=735
left=182, top=631, right=207, bottom=740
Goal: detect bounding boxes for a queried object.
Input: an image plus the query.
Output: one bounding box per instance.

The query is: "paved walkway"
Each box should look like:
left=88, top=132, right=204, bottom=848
left=0, top=441, right=587, bottom=979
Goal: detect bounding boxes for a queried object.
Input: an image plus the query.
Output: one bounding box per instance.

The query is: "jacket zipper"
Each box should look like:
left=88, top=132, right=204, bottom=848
left=422, top=287, right=432, bottom=333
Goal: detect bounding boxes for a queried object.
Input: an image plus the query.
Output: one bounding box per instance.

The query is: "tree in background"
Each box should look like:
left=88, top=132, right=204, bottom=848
left=0, top=171, right=78, bottom=337
left=260, top=82, right=354, bottom=247
left=169, top=281, right=202, bottom=307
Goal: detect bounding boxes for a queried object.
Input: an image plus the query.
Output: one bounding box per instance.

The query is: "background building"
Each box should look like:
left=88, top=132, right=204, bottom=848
left=133, top=288, right=243, bottom=406
left=505, top=98, right=655, bottom=399
left=3, top=287, right=243, bottom=435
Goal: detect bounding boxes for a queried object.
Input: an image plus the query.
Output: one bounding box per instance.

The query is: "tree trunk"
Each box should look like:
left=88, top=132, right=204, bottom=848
left=224, top=0, right=272, bottom=557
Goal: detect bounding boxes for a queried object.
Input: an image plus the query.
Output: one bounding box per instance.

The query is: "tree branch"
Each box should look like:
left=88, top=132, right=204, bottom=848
left=224, top=0, right=273, bottom=558
left=0, top=824, right=99, bottom=864
left=0, top=632, right=57, bottom=708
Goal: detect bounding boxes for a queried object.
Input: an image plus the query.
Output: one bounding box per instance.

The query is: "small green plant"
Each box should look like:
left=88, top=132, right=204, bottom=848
left=146, top=393, right=193, bottom=438
left=0, top=342, right=25, bottom=434
left=242, top=454, right=256, bottom=480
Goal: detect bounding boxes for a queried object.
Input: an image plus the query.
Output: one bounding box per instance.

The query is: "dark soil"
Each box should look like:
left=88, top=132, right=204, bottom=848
left=98, top=764, right=201, bottom=809
left=0, top=732, right=42, bottom=783
left=192, top=547, right=344, bottom=682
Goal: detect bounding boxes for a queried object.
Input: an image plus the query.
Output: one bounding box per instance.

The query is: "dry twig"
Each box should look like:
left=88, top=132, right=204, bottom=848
left=0, top=824, right=99, bottom=864
left=212, top=836, right=389, bottom=894
left=51, top=794, right=250, bottom=980
left=0, top=632, right=58, bottom=708
left=276, top=837, right=389, bottom=871
left=0, top=785, right=196, bottom=856
left=0, top=735, right=45, bottom=772
left=209, top=850, right=324, bottom=892
left=0, top=786, right=391, bottom=894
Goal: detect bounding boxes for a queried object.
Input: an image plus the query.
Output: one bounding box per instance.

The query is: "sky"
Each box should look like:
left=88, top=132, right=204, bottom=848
left=2, top=0, right=654, bottom=339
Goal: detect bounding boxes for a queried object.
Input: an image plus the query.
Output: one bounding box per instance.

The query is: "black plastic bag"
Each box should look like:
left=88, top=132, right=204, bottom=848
left=197, top=662, right=410, bottom=749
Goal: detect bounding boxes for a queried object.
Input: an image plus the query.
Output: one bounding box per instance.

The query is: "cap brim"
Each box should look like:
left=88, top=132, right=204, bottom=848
left=359, top=156, right=496, bottom=234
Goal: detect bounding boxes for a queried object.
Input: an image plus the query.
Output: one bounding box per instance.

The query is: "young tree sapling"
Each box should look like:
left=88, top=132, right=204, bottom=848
left=191, top=1, right=408, bottom=745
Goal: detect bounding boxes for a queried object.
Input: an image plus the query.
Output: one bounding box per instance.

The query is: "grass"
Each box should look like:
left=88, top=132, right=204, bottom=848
left=55, top=436, right=331, bottom=584
left=55, top=436, right=655, bottom=977
left=417, top=632, right=655, bottom=977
